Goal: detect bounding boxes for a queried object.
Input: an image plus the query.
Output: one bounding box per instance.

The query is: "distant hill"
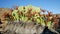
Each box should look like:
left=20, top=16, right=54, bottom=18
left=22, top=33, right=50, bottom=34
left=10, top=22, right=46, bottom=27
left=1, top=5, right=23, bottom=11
left=0, top=8, right=11, bottom=18
left=56, top=14, right=60, bottom=18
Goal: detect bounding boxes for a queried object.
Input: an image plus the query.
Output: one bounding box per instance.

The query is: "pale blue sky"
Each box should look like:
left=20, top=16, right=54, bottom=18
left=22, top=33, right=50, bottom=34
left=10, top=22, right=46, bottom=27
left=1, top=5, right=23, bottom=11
left=0, top=0, right=60, bottom=14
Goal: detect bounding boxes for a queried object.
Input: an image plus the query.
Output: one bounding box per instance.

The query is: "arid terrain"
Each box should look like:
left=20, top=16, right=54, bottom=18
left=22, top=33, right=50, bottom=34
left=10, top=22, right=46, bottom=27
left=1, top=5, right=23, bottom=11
left=0, top=8, right=60, bottom=34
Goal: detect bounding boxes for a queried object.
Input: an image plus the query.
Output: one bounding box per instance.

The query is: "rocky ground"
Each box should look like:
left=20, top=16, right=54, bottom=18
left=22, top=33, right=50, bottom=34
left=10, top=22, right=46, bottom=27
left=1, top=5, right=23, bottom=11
left=0, top=21, right=59, bottom=34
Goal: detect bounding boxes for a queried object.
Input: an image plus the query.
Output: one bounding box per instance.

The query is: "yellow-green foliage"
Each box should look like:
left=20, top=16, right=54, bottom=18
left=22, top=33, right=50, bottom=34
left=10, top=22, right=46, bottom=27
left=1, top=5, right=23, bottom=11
left=11, top=5, right=45, bottom=26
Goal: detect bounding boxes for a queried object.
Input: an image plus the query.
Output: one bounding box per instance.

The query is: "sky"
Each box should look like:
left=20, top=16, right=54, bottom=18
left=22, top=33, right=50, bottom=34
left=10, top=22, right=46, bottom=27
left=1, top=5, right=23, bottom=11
left=0, top=0, right=60, bottom=14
